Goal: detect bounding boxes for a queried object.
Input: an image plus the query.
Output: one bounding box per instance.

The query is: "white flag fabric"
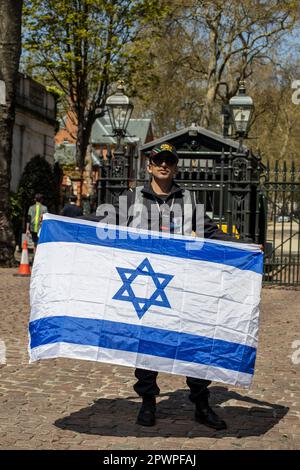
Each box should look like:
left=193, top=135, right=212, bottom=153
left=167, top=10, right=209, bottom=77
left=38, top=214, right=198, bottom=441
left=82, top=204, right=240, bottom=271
left=29, top=214, right=263, bottom=388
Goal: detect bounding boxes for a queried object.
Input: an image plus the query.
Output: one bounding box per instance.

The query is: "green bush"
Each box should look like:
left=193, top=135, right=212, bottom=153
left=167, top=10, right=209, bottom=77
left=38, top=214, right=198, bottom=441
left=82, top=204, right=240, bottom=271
left=17, top=155, right=60, bottom=215
left=13, top=155, right=61, bottom=241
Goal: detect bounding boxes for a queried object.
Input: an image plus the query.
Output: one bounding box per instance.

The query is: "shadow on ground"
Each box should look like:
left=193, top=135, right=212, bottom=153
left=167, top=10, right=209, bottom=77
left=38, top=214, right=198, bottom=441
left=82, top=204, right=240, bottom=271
left=55, top=386, right=289, bottom=438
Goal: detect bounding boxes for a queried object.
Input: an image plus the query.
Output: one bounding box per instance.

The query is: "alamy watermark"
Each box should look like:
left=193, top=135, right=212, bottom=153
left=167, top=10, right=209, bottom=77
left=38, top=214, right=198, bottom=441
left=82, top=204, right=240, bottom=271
left=291, top=339, right=300, bottom=365
left=0, top=340, right=6, bottom=365
left=95, top=197, right=205, bottom=251
left=291, top=80, right=300, bottom=105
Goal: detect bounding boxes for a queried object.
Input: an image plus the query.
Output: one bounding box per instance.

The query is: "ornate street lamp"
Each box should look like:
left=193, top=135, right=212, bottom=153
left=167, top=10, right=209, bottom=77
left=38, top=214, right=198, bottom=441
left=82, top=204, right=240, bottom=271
left=105, top=80, right=134, bottom=139
left=101, top=81, right=134, bottom=205
left=229, top=81, right=254, bottom=151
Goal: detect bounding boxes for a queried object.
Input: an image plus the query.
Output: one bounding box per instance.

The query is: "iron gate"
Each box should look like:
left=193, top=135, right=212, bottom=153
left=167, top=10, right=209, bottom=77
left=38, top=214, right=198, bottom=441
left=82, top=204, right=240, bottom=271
left=96, top=149, right=300, bottom=286
left=261, top=161, right=300, bottom=286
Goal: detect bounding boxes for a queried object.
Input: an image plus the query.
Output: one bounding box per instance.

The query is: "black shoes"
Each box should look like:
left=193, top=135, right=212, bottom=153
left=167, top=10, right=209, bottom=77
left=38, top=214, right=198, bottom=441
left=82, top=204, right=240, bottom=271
left=136, top=396, right=156, bottom=427
left=195, top=398, right=227, bottom=430
left=136, top=395, right=227, bottom=430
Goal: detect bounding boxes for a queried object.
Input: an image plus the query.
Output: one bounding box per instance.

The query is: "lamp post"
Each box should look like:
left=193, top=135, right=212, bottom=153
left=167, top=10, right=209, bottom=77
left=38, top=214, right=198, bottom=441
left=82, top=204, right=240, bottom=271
left=228, top=81, right=255, bottom=243
left=105, top=80, right=134, bottom=158
left=103, top=81, right=134, bottom=204
left=229, top=81, right=254, bottom=152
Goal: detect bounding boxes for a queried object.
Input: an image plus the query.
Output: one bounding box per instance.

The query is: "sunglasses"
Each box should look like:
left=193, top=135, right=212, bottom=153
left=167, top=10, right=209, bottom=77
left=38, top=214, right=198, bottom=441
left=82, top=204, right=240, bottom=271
left=150, top=154, right=178, bottom=166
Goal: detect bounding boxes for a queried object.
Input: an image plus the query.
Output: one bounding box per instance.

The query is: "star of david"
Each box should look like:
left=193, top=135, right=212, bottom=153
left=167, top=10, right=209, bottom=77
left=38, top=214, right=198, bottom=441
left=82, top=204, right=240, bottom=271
left=113, top=258, right=174, bottom=319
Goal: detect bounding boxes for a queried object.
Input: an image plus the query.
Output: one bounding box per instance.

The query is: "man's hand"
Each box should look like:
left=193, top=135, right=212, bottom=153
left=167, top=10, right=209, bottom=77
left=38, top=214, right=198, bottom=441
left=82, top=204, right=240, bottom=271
left=259, top=244, right=264, bottom=252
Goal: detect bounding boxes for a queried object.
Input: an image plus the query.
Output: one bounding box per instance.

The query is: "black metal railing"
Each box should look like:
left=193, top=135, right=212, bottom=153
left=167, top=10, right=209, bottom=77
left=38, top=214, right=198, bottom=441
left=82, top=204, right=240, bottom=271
left=96, top=149, right=300, bottom=286
left=261, top=160, right=300, bottom=286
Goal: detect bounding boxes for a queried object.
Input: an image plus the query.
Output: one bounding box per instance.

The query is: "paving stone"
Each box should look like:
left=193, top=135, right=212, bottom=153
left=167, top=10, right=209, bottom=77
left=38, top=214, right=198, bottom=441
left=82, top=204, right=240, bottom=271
left=0, top=268, right=299, bottom=449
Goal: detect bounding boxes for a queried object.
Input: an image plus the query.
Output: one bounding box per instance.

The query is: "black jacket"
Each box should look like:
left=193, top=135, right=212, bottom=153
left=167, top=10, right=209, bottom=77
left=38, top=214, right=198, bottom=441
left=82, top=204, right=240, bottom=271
left=80, top=182, right=235, bottom=242
left=122, top=181, right=234, bottom=242
left=61, top=204, right=83, bottom=218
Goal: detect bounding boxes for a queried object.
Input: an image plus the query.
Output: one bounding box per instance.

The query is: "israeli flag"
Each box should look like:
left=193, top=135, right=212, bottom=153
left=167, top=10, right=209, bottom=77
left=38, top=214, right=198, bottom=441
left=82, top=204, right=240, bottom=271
left=29, top=214, right=263, bottom=388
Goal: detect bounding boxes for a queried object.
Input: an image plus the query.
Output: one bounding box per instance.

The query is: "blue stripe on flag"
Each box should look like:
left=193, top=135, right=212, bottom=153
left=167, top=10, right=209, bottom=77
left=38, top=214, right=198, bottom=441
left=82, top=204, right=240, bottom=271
left=39, top=218, right=263, bottom=274
left=29, top=316, right=256, bottom=375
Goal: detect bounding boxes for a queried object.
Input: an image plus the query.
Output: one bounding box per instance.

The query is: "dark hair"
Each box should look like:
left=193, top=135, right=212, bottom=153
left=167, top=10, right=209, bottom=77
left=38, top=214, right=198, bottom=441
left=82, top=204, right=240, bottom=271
left=35, top=193, right=43, bottom=202
left=69, top=194, right=77, bottom=203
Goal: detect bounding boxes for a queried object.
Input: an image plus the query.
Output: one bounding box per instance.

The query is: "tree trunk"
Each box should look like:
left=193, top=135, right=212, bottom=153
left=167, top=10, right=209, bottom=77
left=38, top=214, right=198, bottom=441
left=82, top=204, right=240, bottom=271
left=200, top=84, right=217, bottom=129
left=0, top=0, right=22, bottom=266
left=199, top=26, right=218, bottom=129
left=75, top=111, right=94, bottom=204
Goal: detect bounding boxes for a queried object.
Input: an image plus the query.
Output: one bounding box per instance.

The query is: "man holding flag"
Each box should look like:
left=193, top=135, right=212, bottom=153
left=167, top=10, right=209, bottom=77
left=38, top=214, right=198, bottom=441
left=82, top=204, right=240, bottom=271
left=119, top=142, right=238, bottom=430
left=29, top=143, right=263, bottom=434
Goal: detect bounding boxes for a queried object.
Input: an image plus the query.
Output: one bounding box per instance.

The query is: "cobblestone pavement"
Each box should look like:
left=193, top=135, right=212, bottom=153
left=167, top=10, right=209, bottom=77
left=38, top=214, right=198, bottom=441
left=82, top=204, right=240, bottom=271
left=0, top=268, right=299, bottom=450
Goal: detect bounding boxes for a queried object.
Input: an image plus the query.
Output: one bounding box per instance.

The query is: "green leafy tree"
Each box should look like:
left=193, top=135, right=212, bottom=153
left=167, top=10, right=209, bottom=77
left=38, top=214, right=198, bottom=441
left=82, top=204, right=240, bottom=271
left=131, top=0, right=299, bottom=134
left=249, top=59, right=300, bottom=163
left=187, top=0, right=298, bottom=128
left=0, top=0, right=23, bottom=266
left=22, top=0, right=166, bottom=198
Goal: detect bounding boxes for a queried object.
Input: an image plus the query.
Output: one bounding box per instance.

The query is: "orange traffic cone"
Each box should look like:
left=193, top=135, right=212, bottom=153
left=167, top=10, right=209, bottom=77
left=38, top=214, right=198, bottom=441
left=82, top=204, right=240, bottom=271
left=15, top=239, right=31, bottom=277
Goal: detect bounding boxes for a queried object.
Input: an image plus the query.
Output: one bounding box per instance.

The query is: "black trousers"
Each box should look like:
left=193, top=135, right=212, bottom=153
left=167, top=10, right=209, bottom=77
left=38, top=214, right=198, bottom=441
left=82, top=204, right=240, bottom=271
left=134, top=368, right=211, bottom=403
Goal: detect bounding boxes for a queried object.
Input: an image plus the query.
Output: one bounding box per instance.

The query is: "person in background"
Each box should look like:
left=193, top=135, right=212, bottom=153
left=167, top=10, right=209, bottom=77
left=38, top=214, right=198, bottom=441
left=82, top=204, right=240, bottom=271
left=26, top=193, right=48, bottom=254
left=61, top=194, right=83, bottom=218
